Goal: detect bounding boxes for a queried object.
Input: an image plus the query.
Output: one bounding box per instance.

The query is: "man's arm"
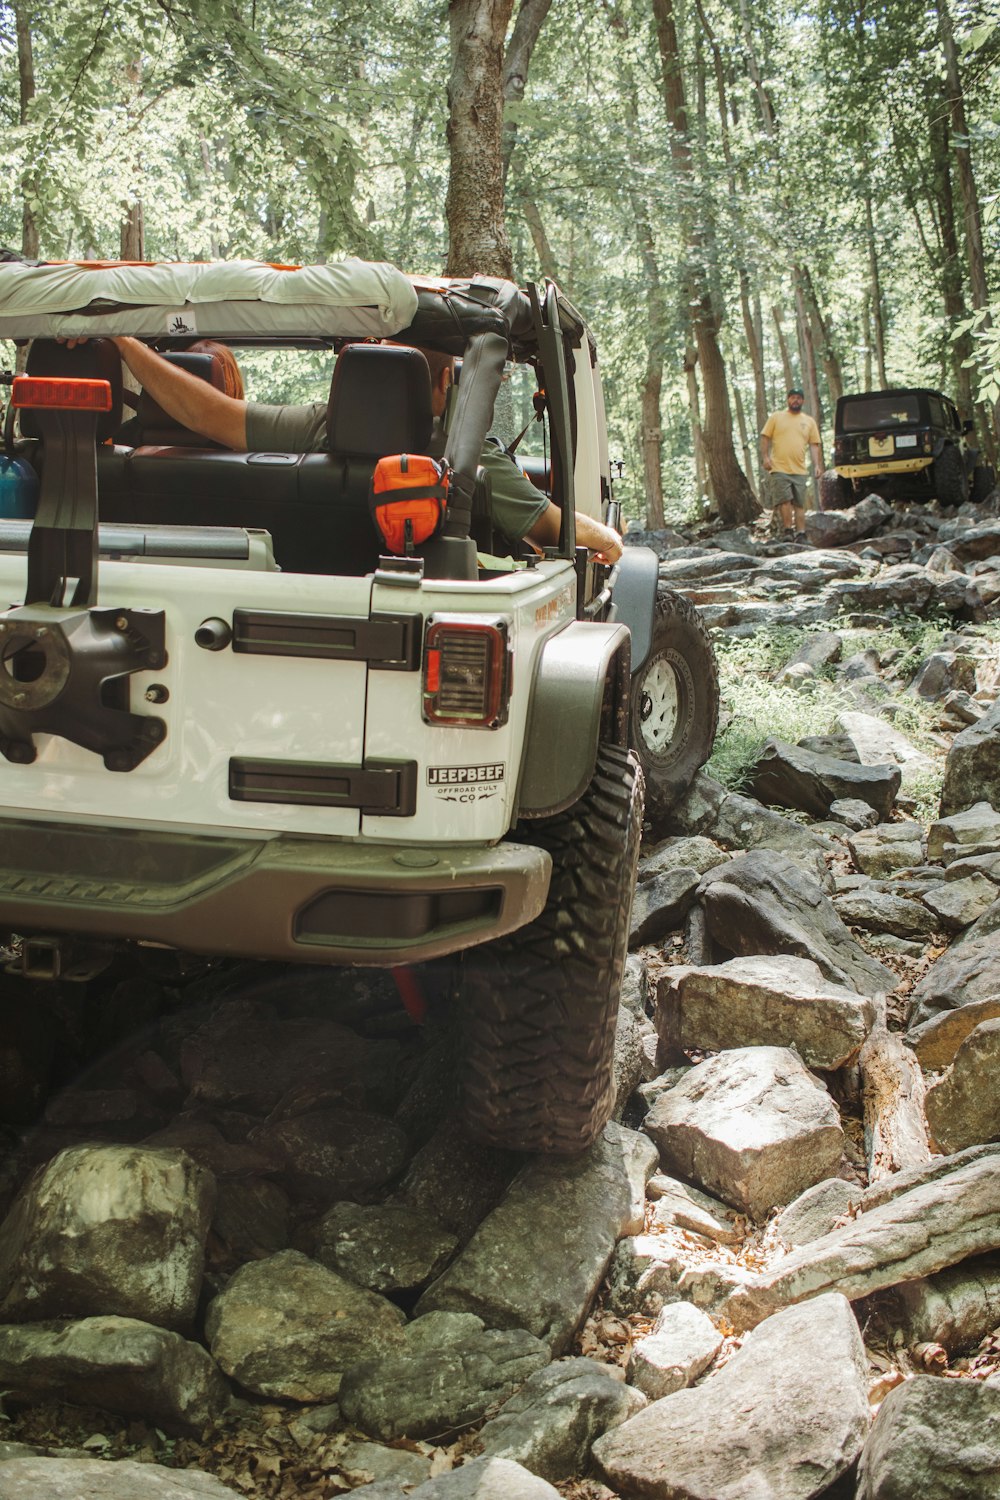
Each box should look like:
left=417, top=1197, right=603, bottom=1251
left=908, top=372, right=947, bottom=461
left=760, top=434, right=773, bottom=471
left=112, top=337, right=248, bottom=450
left=810, top=440, right=824, bottom=473
left=526, top=501, right=623, bottom=564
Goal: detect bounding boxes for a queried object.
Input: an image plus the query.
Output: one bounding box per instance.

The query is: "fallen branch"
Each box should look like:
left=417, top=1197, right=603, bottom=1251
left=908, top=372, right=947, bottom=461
left=859, top=995, right=932, bottom=1182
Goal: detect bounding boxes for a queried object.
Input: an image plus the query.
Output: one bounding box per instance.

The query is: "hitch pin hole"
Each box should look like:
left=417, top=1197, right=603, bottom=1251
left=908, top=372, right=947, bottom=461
left=195, top=618, right=232, bottom=651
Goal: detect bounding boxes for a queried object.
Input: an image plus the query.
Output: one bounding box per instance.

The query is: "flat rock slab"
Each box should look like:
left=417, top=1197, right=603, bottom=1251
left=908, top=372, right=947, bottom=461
left=921, top=873, right=999, bottom=930
left=476, top=1356, right=645, bottom=1480
left=774, top=1178, right=861, bottom=1248
left=856, top=1375, right=1000, bottom=1498
left=630, top=868, right=701, bottom=944
left=205, top=1249, right=406, bottom=1401
left=593, top=1292, right=869, bottom=1500
left=338, top=1311, right=550, bottom=1442
left=894, top=1256, right=1000, bottom=1354
left=0, top=1316, right=230, bottom=1435
left=705, top=795, right=830, bottom=884
left=0, top=1458, right=240, bottom=1499
left=355, top=1456, right=562, bottom=1498
left=655, top=955, right=876, bottom=1070
left=834, top=888, right=938, bottom=940
left=836, top=711, right=937, bottom=786
left=627, top=1301, right=722, bottom=1400
left=749, top=737, right=900, bottom=820
left=940, top=700, right=1000, bottom=817
left=643, top=1047, right=845, bottom=1220
left=848, top=821, right=925, bottom=877
left=416, top=1123, right=657, bottom=1354
left=697, top=849, right=895, bottom=993
left=718, top=1154, right=1000, bottom=1332
left=907, top=996, right=1000, bottom=1069
left=927, top=801, right=1000, bottom=862
left=925, top=1019, right=1000, bottom=1153
left=248, top=1108, right=408, bottom=1201
left=907, top=929, right=1000, bottom=1028
left=312, top=1202, right=458, bottom=1294
left=646, top=1173, right=741, bottom=1244
left=0, top=1144, right=214, bottom=1330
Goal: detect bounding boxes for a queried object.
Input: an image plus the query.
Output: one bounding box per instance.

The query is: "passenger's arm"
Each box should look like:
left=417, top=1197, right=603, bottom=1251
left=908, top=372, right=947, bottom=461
left=112, top=337, right=248, bottom=450
left=525, top=501, right=623, bottom=564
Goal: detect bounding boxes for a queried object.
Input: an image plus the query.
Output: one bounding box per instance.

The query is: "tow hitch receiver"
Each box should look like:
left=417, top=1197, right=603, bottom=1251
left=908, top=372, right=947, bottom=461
left=1, top=374, right=168, bottom=770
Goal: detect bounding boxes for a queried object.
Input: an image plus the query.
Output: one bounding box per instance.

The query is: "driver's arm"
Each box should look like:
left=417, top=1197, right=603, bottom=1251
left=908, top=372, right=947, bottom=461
left=526, top=502, right=623, bottom=564
left=112, top=336, right=248, bottom=450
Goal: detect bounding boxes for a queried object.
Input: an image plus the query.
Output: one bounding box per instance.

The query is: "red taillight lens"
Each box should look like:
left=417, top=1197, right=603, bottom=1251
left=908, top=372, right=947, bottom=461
left=422, top=616, right=511, bottom=728
left=12, top=376, right=113, bottom=412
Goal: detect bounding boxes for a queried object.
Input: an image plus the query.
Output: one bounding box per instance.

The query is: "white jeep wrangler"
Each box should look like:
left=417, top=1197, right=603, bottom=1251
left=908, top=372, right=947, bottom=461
left=0, top=257, right=718, bottom=1153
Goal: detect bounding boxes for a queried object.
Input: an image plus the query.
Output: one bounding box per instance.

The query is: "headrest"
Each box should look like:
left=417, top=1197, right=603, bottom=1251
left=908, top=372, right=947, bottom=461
left=134, top=351, right=229, bottom=446
left=327, top=344, right=432, bottom=458
left=21, top=338, right=124, bottom=442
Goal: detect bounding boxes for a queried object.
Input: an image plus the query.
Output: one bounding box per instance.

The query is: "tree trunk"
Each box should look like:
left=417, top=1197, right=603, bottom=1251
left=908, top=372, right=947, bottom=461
left=684, top=344, right=709, bottom=510
left=518, top=192, right=559, bottom=282
left=865, top=194, right=888, bottom=388
left=501, top=0, right=552, bottom=186
left=802, top=265, right=843, bottom=406
left=741, top=274, right=768, bottom=451
left=640, top=358, right=666, bottom=529
left=859, top=1004, right=932, bottom=1182
left=651, top=0, right=758, bottom=526
left=862, top=292, right=873, bottom=390
left=732, top=377, right=756, bottom=499
left=446, top=0, right=516, bottom=278
left=771, top=305, right=795, bottom=394
left=794, top=266, right=823, bottom=434
left=14, top=1, right=39, bottom=260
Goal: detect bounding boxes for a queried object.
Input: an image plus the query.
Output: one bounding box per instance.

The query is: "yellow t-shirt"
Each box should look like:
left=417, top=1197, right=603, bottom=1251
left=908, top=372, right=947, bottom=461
left=761, top=409, right=820, bottom=475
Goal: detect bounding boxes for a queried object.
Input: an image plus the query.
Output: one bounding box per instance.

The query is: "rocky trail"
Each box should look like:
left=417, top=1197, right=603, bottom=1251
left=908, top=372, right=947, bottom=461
left=3, top=488, right=1000, bottom=1498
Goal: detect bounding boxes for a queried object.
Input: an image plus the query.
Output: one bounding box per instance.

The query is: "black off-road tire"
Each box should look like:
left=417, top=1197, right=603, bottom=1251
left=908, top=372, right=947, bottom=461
left=818, top=470, right=854, bottom=511
left=460, top=744, right=643, bottom=1155
left=932, top=444, right=968, bottom=508
left=628, top=589, right=719, bottom=824
left=972, top=463, right=996, bottom=504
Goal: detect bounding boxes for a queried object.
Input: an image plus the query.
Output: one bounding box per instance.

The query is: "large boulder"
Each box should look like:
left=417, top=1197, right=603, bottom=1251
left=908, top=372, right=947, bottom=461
left=204, top=1249, right=406, bottom=1400
left=940, top=701, right=1000, bottom=816
left=924, top=1020, right=1000, bottom=1152
left=655, top=955, right=876, bottom=1070
left=593, top=1293, right=869, bottom=1500
left=749, top=738, right=900, bottom=820
left=907, top=927, right=1000, bottom=1028
left=696, top=849, right=895, bottom=993
left=856, top=1376, right=1000, bottom=1498
left=643, top=1047, right=845, bottom=1219
left=0, top=1316, right=230, bottom=1435
left=0, top=1144, right=214, bottom=1330
left=806, top=494, right=892, bottom=545
left=0, top=1459, right=241, bottom=1499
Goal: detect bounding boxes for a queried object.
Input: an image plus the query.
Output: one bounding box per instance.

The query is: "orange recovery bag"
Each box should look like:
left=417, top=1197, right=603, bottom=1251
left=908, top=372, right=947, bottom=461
left=371, top=454, right=450, bottom=554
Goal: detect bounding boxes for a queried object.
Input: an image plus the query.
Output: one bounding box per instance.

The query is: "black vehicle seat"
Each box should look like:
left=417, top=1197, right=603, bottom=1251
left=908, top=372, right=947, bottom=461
left=102, top=343, right=436, bottom=576
left=19, top=338, right=124, bottom=443
left=125, top=351, right=230, bottom=447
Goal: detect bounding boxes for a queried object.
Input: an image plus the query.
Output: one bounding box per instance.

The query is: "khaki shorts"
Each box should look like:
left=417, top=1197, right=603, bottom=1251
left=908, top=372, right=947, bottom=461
left=767, top=471, right=808, bottom=509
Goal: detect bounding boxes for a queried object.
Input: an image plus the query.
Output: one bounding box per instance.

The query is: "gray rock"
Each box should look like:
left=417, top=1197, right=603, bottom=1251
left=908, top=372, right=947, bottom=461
left=945, top=849, right=1000, bottom=883
left=594, top=1293, right=869, bottom=1500
left=612, top=1005, right=654, bottom=1120
left=927, top=801, right=1000, bottom=862
left=646, top=1173, right=741, bottom=1244
left=835, top=562, right=982, bottom=620
left=621, top=952, right=652, bottom=1019
left=828, top=797, right=880, bottom=830
left=925, top=1019, right=1000, bottom=1153
left=204, top=1249, right=406, bottom=1401
left=338, top=1310, right=550, bottom=1442
left=0, top=1316, right=230, bottom=1435
left=655, top=955, right=876, bottom=1070
left=907, top=928, right=1000, bottom=1028
left=638, top=835, right=726, bottom=881
left=697, top=849, right=895, bottom=993
left=799, top=732, right=861, bottom=761
left=248, top=1108, right=408, bottom=1201
left=371, top=1455, right=561, bottom=1498
left=629, top=867, right=701, bottom=943
left=0, top=1144, right=214, bottom=1330
left=626, top=1302, right=722, bottom=1400
left=643, top=1047, right=845, bottom=1220
left=834, top=888, right=938, bottom=939
left=313, top=1202, right=458, bottom=1294
left=707, top=794, right=831, bottom=884
left=942, top=689, right=985, bottom=724
left=719, top=1154, right=1000, bottom=1332
left=940, top=518, right=1000, bottom=563
left=212, top=1178, right=289, bottom=1261
left=920, top=873, right=999, bottom=929
left=749, top=738, right=900, bottom=820
left=0, top=1458, right=241, bottom=1498
left=416, top=1123, right=656, bottom=1353
left=848, top=821, right=925, bottom=877
left=893, top=1256, right=1000, bottom=1354
left=856, top=1376, right=1000, bottom=1498
left=605, top=1234, right=703, bottom=1317
left=661, top=771, right=728, bottom=837
left=333, top=1439, right=432, bottom=1488
left=910, top=650, right=976, bottom=701
left=807, top=495, right=893, bottom=545
left=393, top=1117, right=520, bottom=1244
left=836, top=710, right=937, bottom=787
left=781, top=631, right=844, bottom=675
left=476, top=1356, right=644, bottom=1480
left=940, top=700, right=1000, bottom=816
left=774, top=1178, right=862, bottom=1248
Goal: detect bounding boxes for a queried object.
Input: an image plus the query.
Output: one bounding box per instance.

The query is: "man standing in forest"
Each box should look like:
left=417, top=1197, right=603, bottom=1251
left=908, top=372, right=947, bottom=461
left=760, top=389, right=823, bottom=542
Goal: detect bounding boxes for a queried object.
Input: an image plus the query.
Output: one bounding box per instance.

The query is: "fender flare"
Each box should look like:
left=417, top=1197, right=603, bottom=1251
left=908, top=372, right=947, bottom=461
left=516, top=620, right=631, bottom=819
left=608, top=544, right=659, bottom=674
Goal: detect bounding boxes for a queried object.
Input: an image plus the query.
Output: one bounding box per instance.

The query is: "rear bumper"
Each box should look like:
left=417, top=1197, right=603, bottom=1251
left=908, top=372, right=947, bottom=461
left=837, top=457, right=933, bottom=479
left=0, top=817, right=551, bottom=966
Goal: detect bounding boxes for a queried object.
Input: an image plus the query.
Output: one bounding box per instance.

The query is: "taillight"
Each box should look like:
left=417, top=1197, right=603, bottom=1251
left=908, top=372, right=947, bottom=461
left=12, top=376, right=113, bottom=412
left=422, top=615, right=511, bottom=728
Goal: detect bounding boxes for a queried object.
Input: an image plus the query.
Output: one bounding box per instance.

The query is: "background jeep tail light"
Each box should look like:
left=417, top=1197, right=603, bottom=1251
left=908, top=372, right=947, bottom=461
left=11, top=376, right=113, bottom=412
left=422, top=615, right=511, bottom=728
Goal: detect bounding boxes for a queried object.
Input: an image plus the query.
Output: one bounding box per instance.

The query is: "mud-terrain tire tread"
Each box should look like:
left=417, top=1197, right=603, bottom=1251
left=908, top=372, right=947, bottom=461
left=972, top=463, right=996, bottom=504
left=818, top=470, right=854, bottom=511
left=460, top=743, right=643, bottom=1155
left=628, top=589, right=719, bottom=822
left=932, top=444, right=968, bottom=508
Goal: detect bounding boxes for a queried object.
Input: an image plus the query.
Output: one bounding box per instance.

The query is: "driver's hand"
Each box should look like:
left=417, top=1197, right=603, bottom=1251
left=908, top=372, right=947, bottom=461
left=591, top=522, right=623, bottom=565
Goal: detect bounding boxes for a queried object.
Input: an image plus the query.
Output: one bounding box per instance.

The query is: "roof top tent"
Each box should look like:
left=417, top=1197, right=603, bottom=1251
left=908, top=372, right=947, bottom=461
left=0, top=258, right=600, bottom=582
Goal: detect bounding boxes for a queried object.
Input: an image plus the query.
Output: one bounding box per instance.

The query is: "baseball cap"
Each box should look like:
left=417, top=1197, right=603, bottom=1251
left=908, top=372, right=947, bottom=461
left=787, top=387, right=804, bottom=397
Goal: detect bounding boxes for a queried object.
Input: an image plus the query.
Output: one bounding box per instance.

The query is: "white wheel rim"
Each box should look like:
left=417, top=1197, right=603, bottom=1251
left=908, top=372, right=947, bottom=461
left=637, top=657, right=680, bottom=754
